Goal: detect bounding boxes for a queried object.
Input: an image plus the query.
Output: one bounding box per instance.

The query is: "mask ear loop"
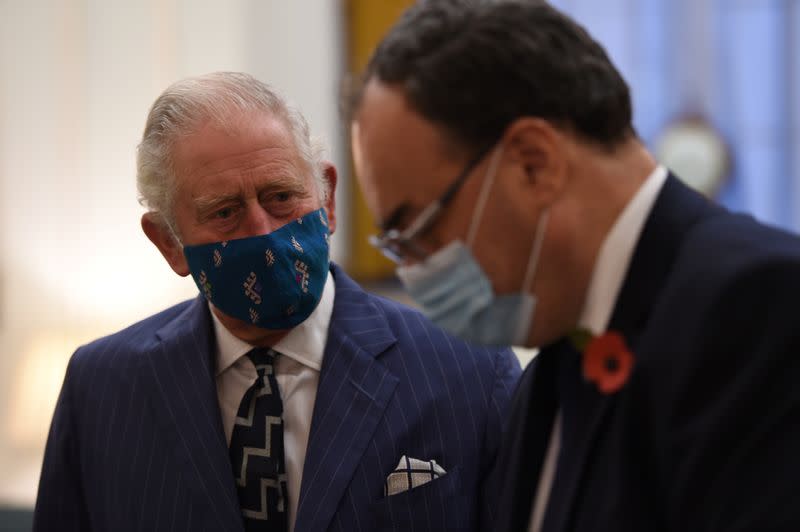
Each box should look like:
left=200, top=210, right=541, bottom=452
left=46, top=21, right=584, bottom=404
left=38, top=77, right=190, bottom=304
left=466, top=145, right=504, bottom=248
left=521, top=209, right=549, bottom=294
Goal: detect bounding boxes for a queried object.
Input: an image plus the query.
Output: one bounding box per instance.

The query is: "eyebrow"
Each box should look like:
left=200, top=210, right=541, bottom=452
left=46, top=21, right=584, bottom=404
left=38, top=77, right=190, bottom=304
left=193, top=176, right=309, bottom=213
left=194, top=193, right=241, bottom=214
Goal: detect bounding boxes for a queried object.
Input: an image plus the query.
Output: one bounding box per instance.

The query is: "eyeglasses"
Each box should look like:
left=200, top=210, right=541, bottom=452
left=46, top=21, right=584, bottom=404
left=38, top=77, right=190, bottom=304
left=369, top=146, right=492, bottom=264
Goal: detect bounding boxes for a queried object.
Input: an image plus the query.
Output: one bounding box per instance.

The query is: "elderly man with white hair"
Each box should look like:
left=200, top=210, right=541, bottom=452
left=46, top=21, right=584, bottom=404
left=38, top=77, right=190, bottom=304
left=33, top=72, right=520, bottom=532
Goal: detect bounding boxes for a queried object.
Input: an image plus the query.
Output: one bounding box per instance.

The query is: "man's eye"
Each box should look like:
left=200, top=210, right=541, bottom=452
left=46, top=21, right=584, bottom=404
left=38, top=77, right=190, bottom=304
left=215, top=207, right=234, bottom=219
left=275, top=192, right=292, bottom=202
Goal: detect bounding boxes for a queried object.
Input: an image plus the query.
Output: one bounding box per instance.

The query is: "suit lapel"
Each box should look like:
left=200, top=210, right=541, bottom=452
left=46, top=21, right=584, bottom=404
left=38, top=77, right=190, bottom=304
left=541, top=341, right=614, bottom=532
left=496, top=349, right=559, bottom=532
left=141, top=297, right=243, bottom=532
left=543, top=176, right=719, bottom=532
left=294, top=264, right=399, bottom=532
left=608, top=175, right=719, bottom=334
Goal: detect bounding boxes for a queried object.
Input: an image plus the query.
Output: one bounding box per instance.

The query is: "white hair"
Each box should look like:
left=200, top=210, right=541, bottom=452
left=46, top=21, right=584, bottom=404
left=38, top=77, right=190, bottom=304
left=136, top=72, right=327, bottom=232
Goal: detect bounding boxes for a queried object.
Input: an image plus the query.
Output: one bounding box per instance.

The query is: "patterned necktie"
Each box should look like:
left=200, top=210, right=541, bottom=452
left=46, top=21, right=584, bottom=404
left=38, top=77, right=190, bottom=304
left=229, top=348, right=288, bottom=532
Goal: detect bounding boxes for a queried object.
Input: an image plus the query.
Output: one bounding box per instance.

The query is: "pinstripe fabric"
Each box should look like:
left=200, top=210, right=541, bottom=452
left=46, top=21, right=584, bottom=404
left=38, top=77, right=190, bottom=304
left=34, top=264, right=520, bottom=532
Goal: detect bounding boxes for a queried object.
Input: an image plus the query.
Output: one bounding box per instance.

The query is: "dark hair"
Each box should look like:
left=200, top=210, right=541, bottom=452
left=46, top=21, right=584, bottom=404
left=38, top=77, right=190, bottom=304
left=353, top=0, right=635, bottom=152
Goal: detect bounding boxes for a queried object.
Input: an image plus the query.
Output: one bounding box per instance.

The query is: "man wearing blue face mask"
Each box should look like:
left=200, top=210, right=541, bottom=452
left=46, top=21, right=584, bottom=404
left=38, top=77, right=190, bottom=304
left=33, top=72, right=521, bottom=532
left=350, top=1, right=800, bottom=531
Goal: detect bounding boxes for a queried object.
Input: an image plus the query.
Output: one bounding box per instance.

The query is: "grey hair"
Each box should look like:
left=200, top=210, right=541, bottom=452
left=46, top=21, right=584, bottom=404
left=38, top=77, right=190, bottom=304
left=136, top=71, right=327, bottom=232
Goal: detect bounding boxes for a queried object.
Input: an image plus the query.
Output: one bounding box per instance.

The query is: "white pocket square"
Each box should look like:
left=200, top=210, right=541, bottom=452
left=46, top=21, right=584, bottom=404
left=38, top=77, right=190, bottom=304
left=384, top=455, right=447, bottom=496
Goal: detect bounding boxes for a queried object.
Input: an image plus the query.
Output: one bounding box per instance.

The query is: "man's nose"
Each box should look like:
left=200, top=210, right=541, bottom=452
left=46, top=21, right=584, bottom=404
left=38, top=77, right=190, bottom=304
left=240, top=204, right=276, bottom=237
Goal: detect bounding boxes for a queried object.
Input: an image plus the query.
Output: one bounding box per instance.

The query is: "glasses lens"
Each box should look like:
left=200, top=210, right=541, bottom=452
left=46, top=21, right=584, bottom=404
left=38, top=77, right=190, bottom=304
left=368, top=234, right=404, bottom=263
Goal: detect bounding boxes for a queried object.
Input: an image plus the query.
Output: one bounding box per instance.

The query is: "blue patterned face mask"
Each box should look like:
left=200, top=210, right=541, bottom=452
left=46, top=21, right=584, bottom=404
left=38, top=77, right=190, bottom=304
left=183, top=208, right=330, bottom=329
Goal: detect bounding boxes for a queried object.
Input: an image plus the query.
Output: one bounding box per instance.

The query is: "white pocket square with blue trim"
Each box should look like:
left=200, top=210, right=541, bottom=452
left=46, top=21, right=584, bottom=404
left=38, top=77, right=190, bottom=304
left=384, top=455, right=447, bottom=496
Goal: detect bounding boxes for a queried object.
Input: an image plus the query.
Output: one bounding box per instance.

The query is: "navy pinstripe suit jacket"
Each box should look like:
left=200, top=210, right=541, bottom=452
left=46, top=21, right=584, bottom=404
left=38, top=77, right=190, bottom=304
left=34, top=263, right=521, bottom=532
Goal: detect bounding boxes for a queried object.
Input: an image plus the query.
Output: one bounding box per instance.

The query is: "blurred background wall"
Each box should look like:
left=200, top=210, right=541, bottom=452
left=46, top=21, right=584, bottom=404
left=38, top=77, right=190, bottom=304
left=550, top=0, right=800, bottom=230
left=0, top=0, right=798, bottom=522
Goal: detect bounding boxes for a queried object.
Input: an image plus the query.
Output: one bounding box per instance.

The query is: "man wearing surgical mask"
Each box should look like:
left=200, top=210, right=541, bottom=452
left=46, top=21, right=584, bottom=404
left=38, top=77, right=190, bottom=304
left=34, top=72, right=520, bottom=532
left=390, top=143, right=548, bottom=347
left=350, top=1, right=800, bottom=531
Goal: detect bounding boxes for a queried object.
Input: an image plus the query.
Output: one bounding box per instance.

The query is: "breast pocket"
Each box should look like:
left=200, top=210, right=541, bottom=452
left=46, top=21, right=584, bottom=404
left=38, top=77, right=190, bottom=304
left=370, top=465, right=468, bottom=531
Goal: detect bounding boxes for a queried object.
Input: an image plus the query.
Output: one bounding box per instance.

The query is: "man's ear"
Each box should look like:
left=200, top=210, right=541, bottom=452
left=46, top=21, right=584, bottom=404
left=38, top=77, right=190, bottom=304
left=502, top=117, right=569, bottom=208
left=141, top=212, right=190, bottom=276
left=321, top=162, right=338, bottom=235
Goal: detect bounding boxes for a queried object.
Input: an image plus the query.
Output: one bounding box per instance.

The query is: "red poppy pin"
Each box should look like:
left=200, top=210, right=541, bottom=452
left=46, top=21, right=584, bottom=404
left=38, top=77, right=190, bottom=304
left=568, top=328, right=634, bottom=394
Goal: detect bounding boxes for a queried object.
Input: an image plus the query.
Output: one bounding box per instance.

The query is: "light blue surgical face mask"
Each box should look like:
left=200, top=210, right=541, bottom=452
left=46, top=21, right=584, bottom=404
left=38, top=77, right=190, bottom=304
left=396, top=146, right=548, bottom=346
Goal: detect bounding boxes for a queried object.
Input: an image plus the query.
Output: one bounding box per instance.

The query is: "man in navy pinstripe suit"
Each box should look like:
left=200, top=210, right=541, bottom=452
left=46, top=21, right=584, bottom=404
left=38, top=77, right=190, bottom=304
left=33, top=72, right=521, bottom=532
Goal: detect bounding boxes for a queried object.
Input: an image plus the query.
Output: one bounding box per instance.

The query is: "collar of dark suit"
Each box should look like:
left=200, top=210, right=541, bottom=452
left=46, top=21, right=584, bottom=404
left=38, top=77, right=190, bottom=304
left=607, top=173, right=722, bottom=339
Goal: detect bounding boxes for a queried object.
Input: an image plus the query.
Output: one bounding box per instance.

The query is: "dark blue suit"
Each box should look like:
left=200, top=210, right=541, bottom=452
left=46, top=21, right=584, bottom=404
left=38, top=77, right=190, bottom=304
left=34, top=264, right=520, bottom=532
left=495, top=175, right=800, bottom=532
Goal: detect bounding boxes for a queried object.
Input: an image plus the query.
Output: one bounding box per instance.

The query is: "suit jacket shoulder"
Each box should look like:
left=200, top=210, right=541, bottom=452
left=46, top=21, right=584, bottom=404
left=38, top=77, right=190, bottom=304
left=69, top=298, right=200, bottom=372
left=34, top=296, right=230, bottom=532
left=670, top=208, right=800, bottom=298
left=366, top=287, right=520, bottom=401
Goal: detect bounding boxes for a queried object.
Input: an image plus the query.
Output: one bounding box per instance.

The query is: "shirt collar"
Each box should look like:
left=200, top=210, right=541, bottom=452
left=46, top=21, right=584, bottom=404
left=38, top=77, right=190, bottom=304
left=212, top=271, right=336, bottom=375
left=577, top=165, right=668, bottom=334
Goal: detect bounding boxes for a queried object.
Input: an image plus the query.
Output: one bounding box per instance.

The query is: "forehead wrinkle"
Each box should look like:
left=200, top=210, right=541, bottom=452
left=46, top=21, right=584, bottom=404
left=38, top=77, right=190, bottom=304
left=192, top=173, right=308, bottom=208
left=192, top=192, right=240, bottom=214
left=190, top=151, right=308, bottom=195
left=191, top=145, right=301, bottom=178
left=176, top=146, right=308, bottom=205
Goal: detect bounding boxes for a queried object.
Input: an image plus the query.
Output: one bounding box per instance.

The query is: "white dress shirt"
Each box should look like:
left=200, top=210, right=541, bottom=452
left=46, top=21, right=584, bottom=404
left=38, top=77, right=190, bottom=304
left=528, top=166, right=668, bottom=532
left=213, top=272, right=335, bottom=532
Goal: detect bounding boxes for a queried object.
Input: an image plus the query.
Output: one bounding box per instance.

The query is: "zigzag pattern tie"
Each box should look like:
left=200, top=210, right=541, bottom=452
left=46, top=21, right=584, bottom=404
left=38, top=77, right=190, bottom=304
left=229, top=348, right=288, bottom=532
